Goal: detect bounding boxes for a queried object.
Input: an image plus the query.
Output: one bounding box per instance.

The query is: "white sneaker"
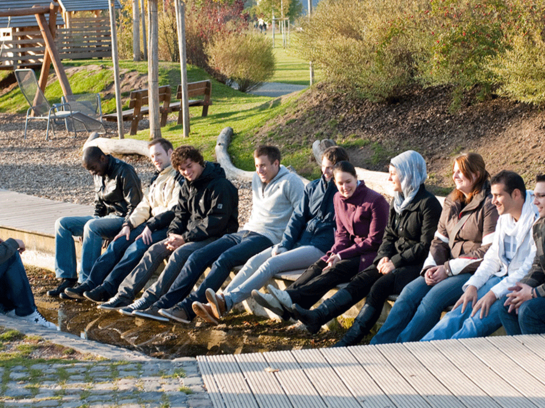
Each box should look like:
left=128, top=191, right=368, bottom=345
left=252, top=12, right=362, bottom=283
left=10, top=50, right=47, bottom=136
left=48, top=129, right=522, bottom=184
left=267, top=285, right=293, bottom=309
left=251, top=290, right=285, bottom=317
left=19, top=310, right=57, bottom=329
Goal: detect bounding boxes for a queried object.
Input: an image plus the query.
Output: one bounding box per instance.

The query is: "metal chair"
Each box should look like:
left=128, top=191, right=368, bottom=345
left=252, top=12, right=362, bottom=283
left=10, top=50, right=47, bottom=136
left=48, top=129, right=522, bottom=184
left=61, top=93, right=104, bottom=133
left=14, top=69, right=105, bottom=140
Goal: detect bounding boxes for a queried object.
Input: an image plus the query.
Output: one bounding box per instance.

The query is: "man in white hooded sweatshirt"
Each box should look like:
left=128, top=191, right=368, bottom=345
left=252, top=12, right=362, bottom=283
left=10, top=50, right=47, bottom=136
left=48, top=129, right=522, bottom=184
left=422, top=170, right=539, bottom=340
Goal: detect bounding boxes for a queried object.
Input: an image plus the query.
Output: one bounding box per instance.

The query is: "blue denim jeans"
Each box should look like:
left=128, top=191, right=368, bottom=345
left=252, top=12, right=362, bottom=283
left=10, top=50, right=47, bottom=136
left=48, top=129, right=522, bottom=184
left=55, top=215, right=124, bottom=282
left=0, top=252, right=36, bottom=316
left=499, top=295, right=545, bottom=335
left=84, top=224, right=168, bottom=290
left=421, top=276, right=502, bottom=341
left=372, top=274, right=471, bottom=344
left=224, top=245, right=325, bottom=311
left=154, top=230, right=273, bottom=318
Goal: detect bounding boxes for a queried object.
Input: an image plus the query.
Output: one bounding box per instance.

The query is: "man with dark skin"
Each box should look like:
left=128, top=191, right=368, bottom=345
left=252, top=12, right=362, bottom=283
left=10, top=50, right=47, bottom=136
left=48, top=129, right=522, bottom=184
left=48, top=146, right=142, bottom=297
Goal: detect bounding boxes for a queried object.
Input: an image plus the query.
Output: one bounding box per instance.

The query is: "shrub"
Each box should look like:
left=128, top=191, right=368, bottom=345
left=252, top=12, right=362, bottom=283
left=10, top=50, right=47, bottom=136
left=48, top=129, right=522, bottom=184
left=206, top=33, right=275, bottom=92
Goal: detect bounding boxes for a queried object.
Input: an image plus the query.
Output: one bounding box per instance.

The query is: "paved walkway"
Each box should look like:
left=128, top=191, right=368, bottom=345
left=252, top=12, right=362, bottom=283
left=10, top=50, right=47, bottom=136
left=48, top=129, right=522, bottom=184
left=248, top=82, right=307, bottom=98
left=0, top=314, right=212, bottom=408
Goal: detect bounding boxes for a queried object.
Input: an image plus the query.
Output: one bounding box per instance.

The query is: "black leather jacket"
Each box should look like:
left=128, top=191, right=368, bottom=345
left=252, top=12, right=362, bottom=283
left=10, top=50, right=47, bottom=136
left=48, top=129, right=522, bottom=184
left=94, top=155, right=143, bottom=218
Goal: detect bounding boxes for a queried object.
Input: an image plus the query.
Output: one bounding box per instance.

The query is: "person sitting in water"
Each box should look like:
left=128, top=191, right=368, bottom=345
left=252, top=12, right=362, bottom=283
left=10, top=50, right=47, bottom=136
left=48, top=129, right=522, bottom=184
left=49, top=147, right=142, bottom=297
left=1, top=238, right=56, bottom=329
left=64, top=138, right=182, bottom=302
left=422, top=170, right=538, bottom=341
left=252, top=160, right=389, bottom=322
left=193, top=146, right=350, bottom=324
left=292, top=151, right=442, bottom=347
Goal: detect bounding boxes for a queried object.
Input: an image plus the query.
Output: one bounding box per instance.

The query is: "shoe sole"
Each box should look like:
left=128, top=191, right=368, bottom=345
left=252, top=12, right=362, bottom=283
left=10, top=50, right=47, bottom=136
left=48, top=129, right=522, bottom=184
left=192, top=302, right=219, bottom=325
left=98, top=303, right=128, bottom=311
left=83, top=292, right=106, bottom=304
left=119, top=308, right=136, bottom=317
left=267, top=285, right=292, bottom=310
left=63, top=289, right=86, bottom=300
left=158, top=309, right=191, bottom=324
left=251, top=290, right=285, bottom=317
left=205, top=288, right=225, bottom=320
left=59, top=293, right=82, bottom=302
left=133, top=310, right=170, bottom=322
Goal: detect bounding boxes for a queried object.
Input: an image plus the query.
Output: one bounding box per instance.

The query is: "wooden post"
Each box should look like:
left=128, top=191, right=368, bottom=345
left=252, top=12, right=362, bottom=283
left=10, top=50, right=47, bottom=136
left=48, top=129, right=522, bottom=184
left=140, top=0, right=147, bottom=60
left=272, top=12, right=275, bottom=48
left=175, top=0, right=190, bottom=137
left=308, top=0, right=314, bottom=86
left=148, top=0, right=160, bottom=139
left=35, top=12, right=72, bottom=97
left=133, top=0, right=140, bottom=61
left=37, top=3, right=58, bottom=94
left=109, top=0, right=124, bottom=138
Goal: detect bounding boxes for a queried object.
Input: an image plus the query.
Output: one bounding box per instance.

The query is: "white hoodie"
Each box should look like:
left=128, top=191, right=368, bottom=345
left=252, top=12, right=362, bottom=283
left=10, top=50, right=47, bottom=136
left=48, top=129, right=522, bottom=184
left=463, top=190, right=539, bottom=298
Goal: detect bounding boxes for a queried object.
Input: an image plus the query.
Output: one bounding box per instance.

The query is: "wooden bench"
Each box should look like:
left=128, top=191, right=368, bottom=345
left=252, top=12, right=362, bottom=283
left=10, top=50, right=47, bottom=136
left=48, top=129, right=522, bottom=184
left=103, top=85, right=172, bottom=135
left=169, top=80, right=212, bottom=124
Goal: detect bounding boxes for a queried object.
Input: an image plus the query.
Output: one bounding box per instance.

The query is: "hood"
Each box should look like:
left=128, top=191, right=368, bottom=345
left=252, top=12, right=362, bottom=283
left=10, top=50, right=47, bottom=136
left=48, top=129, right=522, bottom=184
left=391, top=150, right=427, bottom=214
left=190, top=161, right=226, bottom=187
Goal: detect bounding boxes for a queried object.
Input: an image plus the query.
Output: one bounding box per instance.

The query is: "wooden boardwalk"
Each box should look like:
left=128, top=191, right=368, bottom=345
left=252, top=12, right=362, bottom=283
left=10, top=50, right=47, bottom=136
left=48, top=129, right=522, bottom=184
left=198, top=335, right=545, bottom=408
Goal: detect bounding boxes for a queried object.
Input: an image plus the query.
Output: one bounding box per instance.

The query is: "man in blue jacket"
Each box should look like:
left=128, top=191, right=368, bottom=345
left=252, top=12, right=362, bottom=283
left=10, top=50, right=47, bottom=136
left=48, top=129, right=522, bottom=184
left=194, top=146, right=350, bottom=324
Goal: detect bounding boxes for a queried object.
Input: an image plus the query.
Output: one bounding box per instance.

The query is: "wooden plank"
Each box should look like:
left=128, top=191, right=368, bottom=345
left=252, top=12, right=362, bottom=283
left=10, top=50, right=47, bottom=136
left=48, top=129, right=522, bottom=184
left=432, top=339, right=535, bottom=408
left=320, top=347, right=395, bottom=408
left=460, top=337, right=545, bottom=406
left=204, top=354, right=258, bottom=408
left=234, top=352, right=293, bottom=408
left=263, top=350, right=327, bottom=408
left=404, top=342, right=501, bottom=408
left=197, top=356, right=227, bottom=408
left=512, top=334, right=545, bottom=360
left=378, top=343, right=465, bottom=408
left=349, top=345, right=430, bottom=408
left=291, top=348, right=361, bottom=408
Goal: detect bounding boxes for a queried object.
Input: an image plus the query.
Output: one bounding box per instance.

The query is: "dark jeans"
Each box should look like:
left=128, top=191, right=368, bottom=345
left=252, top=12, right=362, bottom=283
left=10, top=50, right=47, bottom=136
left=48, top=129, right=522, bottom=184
left=116, top=238, right=215, bottom=302
left=286, top=257, right=361, bottom=309
left=0, top=252, right=35, bottom=316
left=155, top=230, right=272, bottom=318
left=499, top=295, right=545, bottom=335
left=85, top=225, right=167, bottom=290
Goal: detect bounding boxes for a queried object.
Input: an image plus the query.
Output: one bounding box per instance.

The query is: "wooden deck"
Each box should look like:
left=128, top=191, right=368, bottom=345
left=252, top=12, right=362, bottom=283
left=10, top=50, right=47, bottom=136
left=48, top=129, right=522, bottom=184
left=197, top=335, right=545, bottom=408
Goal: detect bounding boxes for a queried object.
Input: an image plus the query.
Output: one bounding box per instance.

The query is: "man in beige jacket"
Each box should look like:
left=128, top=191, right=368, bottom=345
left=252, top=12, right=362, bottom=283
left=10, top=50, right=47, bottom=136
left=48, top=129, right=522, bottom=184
left=63, top=138, right=182, bottom=301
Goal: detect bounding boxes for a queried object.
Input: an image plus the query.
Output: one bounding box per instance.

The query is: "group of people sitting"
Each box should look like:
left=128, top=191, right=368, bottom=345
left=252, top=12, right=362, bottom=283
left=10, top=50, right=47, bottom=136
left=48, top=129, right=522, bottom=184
left=2, top=138, right=544, bottom=349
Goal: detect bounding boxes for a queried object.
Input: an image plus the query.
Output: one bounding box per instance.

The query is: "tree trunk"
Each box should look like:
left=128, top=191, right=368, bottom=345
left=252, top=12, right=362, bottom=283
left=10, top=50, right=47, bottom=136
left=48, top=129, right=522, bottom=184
left=133, top=0, right=140, bottom=61
left=148, top=0, right=161, bottom=139
left=109, top=0, right=124, bottom=138
left=140, top=0, right=148, bottom=60
left=84, top=133, right=150, bottom=157
left=175, top=0, right=190, bottom=137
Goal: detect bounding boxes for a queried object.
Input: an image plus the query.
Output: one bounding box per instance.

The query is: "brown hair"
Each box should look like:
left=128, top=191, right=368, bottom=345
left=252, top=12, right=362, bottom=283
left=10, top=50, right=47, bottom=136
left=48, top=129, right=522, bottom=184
left=451, top=153, right=490, bottom=204
left=148, top=138, right=173, bottom=152
left=322, top=146, right=349, bottom=164
left=254, top=145, right=281, bottom=164
left=171, top=146, right=204, bottom=169
left=333, top=161, right=357, bottom=178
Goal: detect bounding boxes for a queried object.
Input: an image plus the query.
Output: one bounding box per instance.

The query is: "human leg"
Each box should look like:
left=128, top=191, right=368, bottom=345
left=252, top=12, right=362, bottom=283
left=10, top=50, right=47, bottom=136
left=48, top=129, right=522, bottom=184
left=498, top=295, right=522, bottom=335
left=54, top=215, right=95, bottom=279
left=80, top=215, right=125, bottom=282
left=422, top=276, right=502, bottom=341
left=0, top=252, right=36, bottom=316
left=518, top=297, right=545, bottom=334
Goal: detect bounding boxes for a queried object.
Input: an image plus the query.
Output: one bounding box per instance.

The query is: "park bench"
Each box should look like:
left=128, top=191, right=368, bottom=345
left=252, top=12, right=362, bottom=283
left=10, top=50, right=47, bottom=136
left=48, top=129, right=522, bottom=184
left=103, top=85, right=172, bottom=135
left=169, top=80, right=212, bottom=124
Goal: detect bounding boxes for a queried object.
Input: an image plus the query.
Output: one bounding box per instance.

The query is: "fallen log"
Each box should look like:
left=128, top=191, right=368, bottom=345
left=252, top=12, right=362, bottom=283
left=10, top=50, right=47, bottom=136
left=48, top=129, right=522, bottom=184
left=83, top=132, right=151, bottom=158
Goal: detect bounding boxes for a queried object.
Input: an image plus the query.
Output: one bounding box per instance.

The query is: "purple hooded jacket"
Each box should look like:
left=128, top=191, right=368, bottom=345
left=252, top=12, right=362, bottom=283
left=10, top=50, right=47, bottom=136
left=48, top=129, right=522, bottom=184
left=323, top=181, right=389, bottom=271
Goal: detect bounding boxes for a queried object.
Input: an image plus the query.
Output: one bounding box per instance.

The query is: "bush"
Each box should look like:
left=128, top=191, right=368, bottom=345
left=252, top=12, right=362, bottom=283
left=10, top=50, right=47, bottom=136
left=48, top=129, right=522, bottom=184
left=206, top=33, right=275, bottom=92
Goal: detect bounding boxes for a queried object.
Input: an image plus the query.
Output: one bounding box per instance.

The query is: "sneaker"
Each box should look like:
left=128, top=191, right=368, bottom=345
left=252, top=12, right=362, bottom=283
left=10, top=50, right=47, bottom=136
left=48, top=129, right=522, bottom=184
left=19, top=310, right=57, bottom=329
left=47, top=278, right=77, bottom=297
left=251, top=289, right=285, bottom=317
left=64, top=283, right=92, bottom=300
left=133, top=306, right=170, bottom=322
left=268, top=285, right=293, bottom=310
left=158, top=306, right=191, bottom=324
left=205, top=288, right=226, bottom=319
left=97, top=296, right=131, bottom=311
left=192, top=301, right=219, bottom=325
left=59, top=292, right=83, bottom=302
left=83, top=286, right=112, bottom=304
left=119, top=297, right=152, bottom=316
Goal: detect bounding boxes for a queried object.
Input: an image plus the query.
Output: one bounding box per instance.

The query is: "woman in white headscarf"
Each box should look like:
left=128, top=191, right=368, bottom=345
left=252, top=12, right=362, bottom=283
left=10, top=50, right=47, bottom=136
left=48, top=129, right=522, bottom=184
left=292, top=151, right=442, bottom=347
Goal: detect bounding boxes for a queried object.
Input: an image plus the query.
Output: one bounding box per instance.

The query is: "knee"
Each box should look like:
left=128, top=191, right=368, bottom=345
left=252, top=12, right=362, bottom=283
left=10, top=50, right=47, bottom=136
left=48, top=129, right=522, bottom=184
left=519, top=301, right=540, bottom=324
left=213, top=253, right=236, bottom=270
left=84, top=220, right=100, bottom=236
left=55, top=217, right=69, bottom=232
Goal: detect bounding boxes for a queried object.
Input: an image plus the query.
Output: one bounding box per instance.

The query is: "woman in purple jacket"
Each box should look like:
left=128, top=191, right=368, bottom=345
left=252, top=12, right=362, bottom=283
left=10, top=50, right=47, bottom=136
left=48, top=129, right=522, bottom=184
left=253, top=161, right=390, bottom=319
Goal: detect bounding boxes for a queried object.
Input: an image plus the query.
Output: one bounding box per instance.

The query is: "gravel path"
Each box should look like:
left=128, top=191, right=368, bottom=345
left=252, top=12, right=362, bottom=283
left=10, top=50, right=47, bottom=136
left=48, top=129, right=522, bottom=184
left=0, top=113, right=252, bottom=225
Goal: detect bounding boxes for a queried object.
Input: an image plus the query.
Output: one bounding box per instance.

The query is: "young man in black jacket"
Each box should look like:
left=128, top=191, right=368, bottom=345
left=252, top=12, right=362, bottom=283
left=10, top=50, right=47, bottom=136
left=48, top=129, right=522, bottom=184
left=94, top=146, right=239, bottom=312
left=49, top=147, right=142, bottom=297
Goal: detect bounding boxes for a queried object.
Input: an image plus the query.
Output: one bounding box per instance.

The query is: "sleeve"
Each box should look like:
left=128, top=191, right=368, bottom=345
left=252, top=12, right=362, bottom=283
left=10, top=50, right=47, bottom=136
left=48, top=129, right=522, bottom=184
left=126, top=191, right=152, bottom=229
left=390, top=197, right=442, bottom=268
left=326, top=197, right=352, bottom=256
left=280, top=182, right=312, bottom=250
left=93, top=176, right=107, bottom=217
left=144, top=174, right=183, bottom=232
left=167, top=189, right=190, bottom=236
left=422, top=204, right=451, bottom=272
left=444, top=198, right=499, bottom=276
left=181, top=180, right=238, bottom=242
left=463, top=218, right=503, bottom=291
left=375, top=205, right=397, bottom=260
left=521, top=258, right=545, bottom=298
left=336, top=195, right=389, bottom=260
left=0, top=239, right=19, bottom=265
left=122, top=167, right=143, bottom=218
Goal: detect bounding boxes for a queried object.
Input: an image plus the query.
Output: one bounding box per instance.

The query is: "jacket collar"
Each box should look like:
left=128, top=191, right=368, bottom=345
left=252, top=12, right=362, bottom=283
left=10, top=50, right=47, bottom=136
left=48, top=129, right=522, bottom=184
left=403, top=184, right=428, bottom=211
left=461, top=181, right=490, bottom=213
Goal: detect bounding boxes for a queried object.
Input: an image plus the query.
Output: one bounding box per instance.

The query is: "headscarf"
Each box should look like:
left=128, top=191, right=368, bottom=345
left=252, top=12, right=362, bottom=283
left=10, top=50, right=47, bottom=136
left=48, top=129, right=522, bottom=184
left=391, top=150, right=427, bottom=214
